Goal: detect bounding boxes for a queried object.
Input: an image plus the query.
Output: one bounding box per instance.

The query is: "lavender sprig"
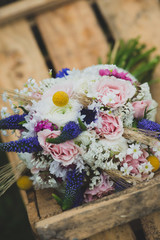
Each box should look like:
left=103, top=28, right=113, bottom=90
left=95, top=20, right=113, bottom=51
left=0, top=114, right=27, bottom=130
left=46, top=121, right=82, bottom=144
left=62, top=169, right=86, bottom=210
left=137, top=118, right=160, bottom=139
left=0, top=137, right=42, bottom=153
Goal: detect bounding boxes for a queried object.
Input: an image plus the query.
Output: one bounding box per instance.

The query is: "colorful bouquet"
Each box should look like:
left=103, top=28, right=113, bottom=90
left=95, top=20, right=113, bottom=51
left=1, top=39, right=160, bottom=210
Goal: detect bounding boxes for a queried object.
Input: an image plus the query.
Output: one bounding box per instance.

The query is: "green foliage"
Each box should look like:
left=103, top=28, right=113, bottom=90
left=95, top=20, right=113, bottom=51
left=103, top=37, right=160, bottom=84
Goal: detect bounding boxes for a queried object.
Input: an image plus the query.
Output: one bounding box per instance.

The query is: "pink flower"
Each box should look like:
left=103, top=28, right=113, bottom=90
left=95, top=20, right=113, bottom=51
left=84, top=173, right=114, bottom=203
left=132, top=100, right=151, bottom=119
left=38, top=129, right=79, bottom=166
left=122, top=150, right=149, bottom=175
left=35, top=120, right=58, bottom=132
left=95, top=112, right=123, bottom=140
left=99, top=69, right=133, bottom=83
left=96, top=77, right=136, bottom=108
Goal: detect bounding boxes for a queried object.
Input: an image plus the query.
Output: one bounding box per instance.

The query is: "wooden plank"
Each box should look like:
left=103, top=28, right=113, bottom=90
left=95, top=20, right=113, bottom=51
left=141, top=212, right=160, bottom=240
left=35, top=174, right=160, bottom=240
left=36, top=189, right=62, bottom=220
left=0, top=0, right=81, bottom=26
left=96, top=0, right=160, bottom=122
left=36, top=0, right=109, bottom=70
left=0, top=19, right=48, bottom=230
left=89, top=224, right=136, bottom=240
left=0, top=19, right=48, bottom=146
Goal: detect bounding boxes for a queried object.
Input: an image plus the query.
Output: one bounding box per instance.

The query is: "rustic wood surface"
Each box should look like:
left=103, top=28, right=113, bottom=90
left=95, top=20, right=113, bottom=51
left=97, top=0, right=160, bottom=122
left=0, top=0, right=81, bottom=26
left=0, top=0, right=160, bottom=239
left=89, top=224, right=136, bottom=240
left=141, top=212, right=160, bottom=240
left=35, top=175, right=160, bottom=240
left=0, top=19, right=48, bottom=169
left=36, top=0, right=109, bottom=71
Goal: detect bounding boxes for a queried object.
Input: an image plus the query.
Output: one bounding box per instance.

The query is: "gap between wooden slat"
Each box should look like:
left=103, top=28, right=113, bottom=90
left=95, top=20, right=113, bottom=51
left=35, top=0, right=109, bottom=71
left=96, top=0, right=160, bottom=122
left=0, top=18, right=49, bottom=231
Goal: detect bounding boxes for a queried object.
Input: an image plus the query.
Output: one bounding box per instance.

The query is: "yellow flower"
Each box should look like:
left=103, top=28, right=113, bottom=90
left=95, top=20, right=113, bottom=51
left=52, top=91, right=69, bottom=107
left=147, top=155, right=160, bottom=172
left=17, top=176, right=33, bottom=190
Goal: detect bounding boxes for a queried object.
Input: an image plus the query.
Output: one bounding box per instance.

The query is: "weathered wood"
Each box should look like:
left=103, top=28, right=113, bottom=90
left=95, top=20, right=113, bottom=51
left=0, top=19, right=48, bottom=148
left=36, top=0, right=109, bottom=70
left=141, top=212, right=160, bottom=240
left=35, top=175, right=160, bottom=240
left=0, top=0, right=81, bottom=26
left=89, top=224, right=136, bottom=240
left=0, top=19, right=48, bottom=231
left=97, top=0, right=160, bottom=122
left=36, top=189, right=62, bottom=220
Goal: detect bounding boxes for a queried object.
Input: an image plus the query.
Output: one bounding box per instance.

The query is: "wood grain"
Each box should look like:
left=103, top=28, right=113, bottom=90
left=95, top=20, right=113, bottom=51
left=36, top=0, right=109, bottom=71
left=0, top=0, right=80, bottom=26
left=0, top=19, right=48, bottom=158
left=89, top=224, right=136, bottom=240
left=141, top=212, right=160, bottom=240
left=36, top=189, right=62, bottom=220
left=35, top=175, right=160, bottom=240
left=97, top=0, right=160, bottom=122
left=0, top=19, right=48, bottom=230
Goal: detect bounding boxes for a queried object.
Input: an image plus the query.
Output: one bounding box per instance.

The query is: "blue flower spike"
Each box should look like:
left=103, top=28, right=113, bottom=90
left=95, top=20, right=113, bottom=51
left=0, top=114, right=27, bottom=130
left=62, top=169, right=86, bottom=210
left=46, top=121, right=82, bottom=144
left=0, top=137, right=42, bottom=153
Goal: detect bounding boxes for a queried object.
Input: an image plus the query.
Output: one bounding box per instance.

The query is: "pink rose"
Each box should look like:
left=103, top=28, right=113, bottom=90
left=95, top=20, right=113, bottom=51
left=84, top=173, right=114, bottom=203
left=132, top=100, right=151, bottom=119
left=95, top=112, right=123, bottom=140
left=38, top=129, right=79, bottom=166
left=96, top=77, right=136, bottom=108
left=122, top=150, right=149, bottom=175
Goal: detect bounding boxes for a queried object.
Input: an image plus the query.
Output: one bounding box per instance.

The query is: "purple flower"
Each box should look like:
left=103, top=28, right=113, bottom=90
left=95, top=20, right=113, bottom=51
left=35, top=120, right=58, bottom=132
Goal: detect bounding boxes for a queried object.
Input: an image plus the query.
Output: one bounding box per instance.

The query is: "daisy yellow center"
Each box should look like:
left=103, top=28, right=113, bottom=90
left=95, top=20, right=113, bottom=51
left=147, top=155, right=160, bottom=172
left=17, top=176, right=33, bottom=190
left=52, top=91, right=69, bottom=107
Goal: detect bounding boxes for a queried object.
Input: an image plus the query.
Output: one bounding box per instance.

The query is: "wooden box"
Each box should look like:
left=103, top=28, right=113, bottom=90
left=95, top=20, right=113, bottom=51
left=1, top=0, right=160, bottom=239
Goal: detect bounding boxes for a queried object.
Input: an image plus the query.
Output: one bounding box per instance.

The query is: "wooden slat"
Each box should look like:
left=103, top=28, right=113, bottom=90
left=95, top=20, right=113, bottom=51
left=35, top=0, right=109, bottom=70
left=0, top=19, right=48, bottom=140
left=36, top=189, right=61, bottom=220
left=89, top=224, right=136, bottom=240
left=97, top=0, right=160, bottom=122
left=35, top=175, right=160, bottom=240
left=0, top=0, right=81, bottom=26
left=0, top=19, right=48, bottom=230
left=141, top=212, right=160, bottom=240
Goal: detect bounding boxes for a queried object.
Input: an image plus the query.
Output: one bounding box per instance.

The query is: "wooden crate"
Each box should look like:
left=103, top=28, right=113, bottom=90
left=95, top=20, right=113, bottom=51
left=1, top=0, right=160, bottom=239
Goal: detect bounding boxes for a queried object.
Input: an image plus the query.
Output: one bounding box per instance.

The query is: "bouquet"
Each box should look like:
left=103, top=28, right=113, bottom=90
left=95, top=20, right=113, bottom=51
left=1, top=39, right=160, bottom=211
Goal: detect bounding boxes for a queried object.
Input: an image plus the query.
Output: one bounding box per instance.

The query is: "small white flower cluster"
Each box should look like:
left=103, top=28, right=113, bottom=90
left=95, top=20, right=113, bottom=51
left=1, top=64, right=159, bottom=202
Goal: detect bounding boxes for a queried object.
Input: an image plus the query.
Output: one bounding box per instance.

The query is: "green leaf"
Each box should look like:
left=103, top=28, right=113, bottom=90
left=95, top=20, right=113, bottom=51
left=52, top=193, right=63, bottom=206
left=78, top=118, right=87, bottom=131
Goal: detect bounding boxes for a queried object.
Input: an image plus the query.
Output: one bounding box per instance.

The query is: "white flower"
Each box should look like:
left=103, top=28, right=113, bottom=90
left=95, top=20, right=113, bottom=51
left=49, top=161, right=67, bottom=180
left=1, top=107, right=10, bottom=118
left=138, top=162, right=153, bottom=174
left=127, top=144, right=143, bottom=159
left=120, top=163, right=133, bottom=175
left=2, top=92, right=8, bottom=102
